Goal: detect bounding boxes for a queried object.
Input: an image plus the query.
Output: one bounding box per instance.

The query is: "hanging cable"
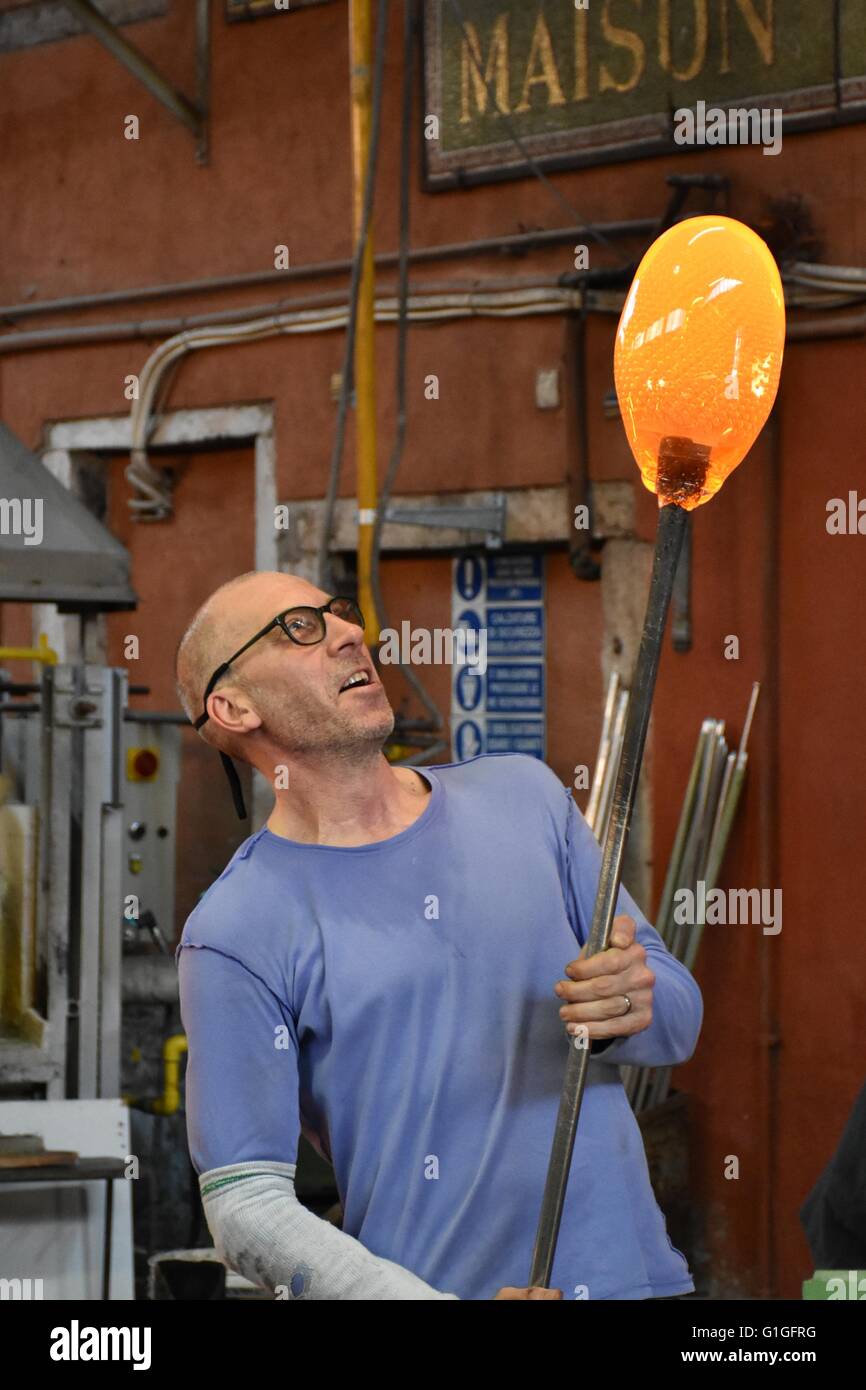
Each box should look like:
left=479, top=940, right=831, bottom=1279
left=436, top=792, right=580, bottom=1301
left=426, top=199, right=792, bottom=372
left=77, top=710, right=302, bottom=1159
left=444, top=0, right=627, bottom=264
left=369, top=0, right=446, bottom=759
left=126, top=281, right=587, bottom=512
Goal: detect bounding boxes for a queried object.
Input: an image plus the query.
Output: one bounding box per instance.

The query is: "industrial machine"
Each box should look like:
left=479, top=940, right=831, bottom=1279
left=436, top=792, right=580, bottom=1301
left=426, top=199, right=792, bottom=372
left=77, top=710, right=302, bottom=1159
left=0, top=424, right=192, bottom=1298
left=0, top=423, right=180, bottom=1104
left=0, top=668, right=181, bottom=1101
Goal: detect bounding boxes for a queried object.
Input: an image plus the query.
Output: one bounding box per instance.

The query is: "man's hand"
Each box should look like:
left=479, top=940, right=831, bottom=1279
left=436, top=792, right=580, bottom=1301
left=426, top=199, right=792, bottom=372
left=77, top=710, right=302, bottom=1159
left=494, top=1286, right=563, bottom=1300
left=554, top=914, right=654, bottom=1042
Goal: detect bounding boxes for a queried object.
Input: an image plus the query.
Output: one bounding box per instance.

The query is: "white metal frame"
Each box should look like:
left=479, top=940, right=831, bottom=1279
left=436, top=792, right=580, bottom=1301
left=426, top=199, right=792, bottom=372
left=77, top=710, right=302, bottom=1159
left=39, top=402, right=277, bottom=825
left=43, top=400, right=277, bottom=606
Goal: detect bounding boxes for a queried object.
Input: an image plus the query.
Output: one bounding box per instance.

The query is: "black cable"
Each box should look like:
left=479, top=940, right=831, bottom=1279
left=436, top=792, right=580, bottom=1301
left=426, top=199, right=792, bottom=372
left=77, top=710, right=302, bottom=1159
left=321, top=0, right=633, bottom=590
left=369, top=0, right=445, bottom=752
left=833, top=0, right=842, bottom=114
left=443, top=0, right=628, bottom=263
left=317, top=0, right=391, bottom=592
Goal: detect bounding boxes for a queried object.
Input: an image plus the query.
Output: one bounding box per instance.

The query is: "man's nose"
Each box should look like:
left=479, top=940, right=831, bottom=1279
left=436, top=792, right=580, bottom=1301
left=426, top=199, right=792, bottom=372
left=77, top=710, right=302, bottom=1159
left=327, top=614, right=365, bottom=650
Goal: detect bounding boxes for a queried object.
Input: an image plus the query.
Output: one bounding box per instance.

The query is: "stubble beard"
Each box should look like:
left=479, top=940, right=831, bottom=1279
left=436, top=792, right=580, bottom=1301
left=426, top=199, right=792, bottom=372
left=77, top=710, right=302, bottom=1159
left=256, top=684, right=396, bottom=760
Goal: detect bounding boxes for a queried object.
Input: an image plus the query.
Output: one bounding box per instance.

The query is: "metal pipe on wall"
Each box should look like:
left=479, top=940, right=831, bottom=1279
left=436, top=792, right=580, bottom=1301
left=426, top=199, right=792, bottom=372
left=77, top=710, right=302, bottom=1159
left=758, top=407, right=782, bottom=1298
left=3, top=292, right=856, bottom=360
left=0, top=220, right=657, bottom=325
left=787, top=312, right=866, bottom=340
left=0, top=280, right=585, bottom=356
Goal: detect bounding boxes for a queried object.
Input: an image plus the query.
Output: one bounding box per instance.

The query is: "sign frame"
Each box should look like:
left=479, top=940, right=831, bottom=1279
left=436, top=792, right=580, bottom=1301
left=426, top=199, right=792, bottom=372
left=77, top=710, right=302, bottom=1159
left=225, top=0, right=332, bottom=20
left=451, top=550, right=547, bottom=763
left=421, top=0, right=866, bottom=192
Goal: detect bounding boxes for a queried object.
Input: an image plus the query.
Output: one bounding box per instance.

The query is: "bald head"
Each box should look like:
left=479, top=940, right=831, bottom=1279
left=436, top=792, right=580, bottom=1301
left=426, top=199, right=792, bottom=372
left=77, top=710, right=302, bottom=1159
left=175, top=570, right=391, bottom=778
left=174, top=570, right=329, bottom=727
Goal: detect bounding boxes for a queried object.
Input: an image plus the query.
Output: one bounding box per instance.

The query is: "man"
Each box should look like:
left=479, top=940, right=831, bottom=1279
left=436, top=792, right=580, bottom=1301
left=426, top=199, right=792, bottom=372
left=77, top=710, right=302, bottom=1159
left=801, top=1076, right=866, bottom=1269
left=175, top=570, right=703, bottom=1301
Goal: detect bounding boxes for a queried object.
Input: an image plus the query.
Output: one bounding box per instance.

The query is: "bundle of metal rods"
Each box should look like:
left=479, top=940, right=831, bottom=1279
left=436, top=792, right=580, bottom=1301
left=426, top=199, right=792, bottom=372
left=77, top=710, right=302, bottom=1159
left=584, top=672, right=630, bottom=840
left=585, top=676, right=760, bottom=1114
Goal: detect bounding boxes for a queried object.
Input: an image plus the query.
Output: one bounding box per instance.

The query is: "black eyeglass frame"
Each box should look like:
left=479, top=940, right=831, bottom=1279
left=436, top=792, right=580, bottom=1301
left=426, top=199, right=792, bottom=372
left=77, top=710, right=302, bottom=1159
left=192, top=595, right=365, bottom=820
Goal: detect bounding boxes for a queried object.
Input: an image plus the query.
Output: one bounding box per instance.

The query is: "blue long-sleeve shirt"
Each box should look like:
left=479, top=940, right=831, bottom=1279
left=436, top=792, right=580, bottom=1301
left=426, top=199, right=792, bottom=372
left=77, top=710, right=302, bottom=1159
left=177, top=752, right=702, bottom=1299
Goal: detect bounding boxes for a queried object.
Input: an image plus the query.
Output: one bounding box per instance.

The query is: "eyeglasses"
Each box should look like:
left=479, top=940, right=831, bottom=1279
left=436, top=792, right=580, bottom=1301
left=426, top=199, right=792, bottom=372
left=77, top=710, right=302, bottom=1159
left=193, top=595, right=365, bottom=819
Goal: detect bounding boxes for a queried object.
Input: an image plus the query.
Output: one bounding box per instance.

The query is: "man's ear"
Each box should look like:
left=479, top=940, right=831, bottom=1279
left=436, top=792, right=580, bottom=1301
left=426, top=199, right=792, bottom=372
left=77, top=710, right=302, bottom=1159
left=208, top=686, right=263, bottom=736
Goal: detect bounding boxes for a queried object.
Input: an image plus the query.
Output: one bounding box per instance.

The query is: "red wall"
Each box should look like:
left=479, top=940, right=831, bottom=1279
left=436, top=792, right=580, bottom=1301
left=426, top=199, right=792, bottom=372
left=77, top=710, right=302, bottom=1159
left=1, top=2, right=863, bottom=1296
left=103, top=446, right=256, bottom=928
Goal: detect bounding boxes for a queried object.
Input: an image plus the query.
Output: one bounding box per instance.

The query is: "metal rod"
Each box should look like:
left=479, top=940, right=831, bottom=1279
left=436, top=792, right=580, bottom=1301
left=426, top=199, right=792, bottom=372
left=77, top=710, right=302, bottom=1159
left=123, top=711, right=190, bottom=725
left=0, top=221, right=656, bottom=326
left=625, top=722, right=708, bottom=1112
left=564, top=307, right=600, bottom=579
left=646, top=743, right=737, bottom=1111
left=647, top=687, right=760, bottom=1109
left=529, top=502, right=689, bottom=1286
left=655, top=722, right=711, bottom=944
left=698, top=727, right=730, bottom=880
left=670, top=511, right=693, bottom=650
left=59, top=0, right=203, bottom=138
left=667, top=722, right=722, bottom=963
left=705, top=750, right=737, bottom=885
left=595, top=689, right=628, bottom=842
left=626, top=725, right=720, bottom=1117
left=585, top=673, right=620, bottom=833
left=195, top=0, right=211, bottom=166
left=0, top=281, right=584, bottom=356
left=686, top=686, right=760, bottom=974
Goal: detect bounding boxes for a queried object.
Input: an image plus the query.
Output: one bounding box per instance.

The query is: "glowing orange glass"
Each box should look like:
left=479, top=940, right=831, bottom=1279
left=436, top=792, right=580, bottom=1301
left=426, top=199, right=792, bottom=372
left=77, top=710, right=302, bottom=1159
left=614, top=215, right=785, bottom=510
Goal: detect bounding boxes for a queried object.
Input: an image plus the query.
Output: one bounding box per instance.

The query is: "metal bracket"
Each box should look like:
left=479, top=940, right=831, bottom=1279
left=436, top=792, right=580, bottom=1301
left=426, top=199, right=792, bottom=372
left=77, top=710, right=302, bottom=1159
left=658, top=173, right=730, bottom=233
left=55, top=702, right=103, bottom=730
left=564, top=307, right=601, bottom=581
left=383, top=494, right=506, bottom=549
left=59, top=0, right=211, bottom=164
left=54, top=681, right=105, bottom=730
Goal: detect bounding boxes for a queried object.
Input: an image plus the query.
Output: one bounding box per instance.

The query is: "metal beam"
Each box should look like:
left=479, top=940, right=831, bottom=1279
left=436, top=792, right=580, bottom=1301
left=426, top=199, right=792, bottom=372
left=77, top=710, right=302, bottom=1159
left=384, top=496, right=506, bottom=549
left=60, top=0, right=209, bottom=159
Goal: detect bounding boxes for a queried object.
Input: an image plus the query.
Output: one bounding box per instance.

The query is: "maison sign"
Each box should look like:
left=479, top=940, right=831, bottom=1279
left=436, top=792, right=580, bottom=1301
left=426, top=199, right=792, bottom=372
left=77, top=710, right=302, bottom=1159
left=422, top=1, right=866, bottom=188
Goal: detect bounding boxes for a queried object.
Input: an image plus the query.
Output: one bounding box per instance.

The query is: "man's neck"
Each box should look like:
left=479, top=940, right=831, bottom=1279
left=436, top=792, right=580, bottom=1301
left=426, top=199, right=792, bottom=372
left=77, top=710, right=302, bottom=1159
left=265, top=752, right=431, bottom=847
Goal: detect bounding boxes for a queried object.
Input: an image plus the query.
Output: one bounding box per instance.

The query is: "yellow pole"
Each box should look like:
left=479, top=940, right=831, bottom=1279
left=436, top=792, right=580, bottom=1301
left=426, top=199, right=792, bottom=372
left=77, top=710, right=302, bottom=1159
left=349, top=0, right=381, bottom=645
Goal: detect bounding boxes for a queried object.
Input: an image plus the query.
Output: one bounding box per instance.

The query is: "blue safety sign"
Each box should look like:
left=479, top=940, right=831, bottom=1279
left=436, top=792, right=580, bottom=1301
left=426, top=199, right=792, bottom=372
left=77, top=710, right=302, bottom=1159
left=451, top=553, right=545, bottom=760
left=486, top=663, right=544, bottom=714
left=486, top=606, right=544, bottom=659
left=486, top=553, right=543, bottom=603
left=485, top=719, right=546, bottom=757
left=454, top=719, right=484, bottom=761
left=454, top=606, right=483, bottom=634
left=455, top=665, right=484, bottom=712
left=454, top=556, right=484, bottom=602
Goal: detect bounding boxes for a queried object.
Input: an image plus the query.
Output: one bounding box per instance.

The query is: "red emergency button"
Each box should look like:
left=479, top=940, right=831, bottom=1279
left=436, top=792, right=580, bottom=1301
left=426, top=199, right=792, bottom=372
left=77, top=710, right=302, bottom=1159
left=127, top=747, right=160, bottom=781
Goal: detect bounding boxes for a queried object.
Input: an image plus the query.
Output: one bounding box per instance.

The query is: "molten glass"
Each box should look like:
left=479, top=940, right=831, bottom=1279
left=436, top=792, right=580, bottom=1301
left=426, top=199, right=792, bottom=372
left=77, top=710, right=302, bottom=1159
left=614, top=215, right=785, bottom=510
